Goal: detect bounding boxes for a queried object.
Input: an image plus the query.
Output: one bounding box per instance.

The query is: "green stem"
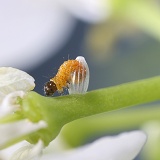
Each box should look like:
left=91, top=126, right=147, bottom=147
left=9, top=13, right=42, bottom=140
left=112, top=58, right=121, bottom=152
left=61, top=105, right=160, bottom=147
left=22, top=76, right=160, bottom=145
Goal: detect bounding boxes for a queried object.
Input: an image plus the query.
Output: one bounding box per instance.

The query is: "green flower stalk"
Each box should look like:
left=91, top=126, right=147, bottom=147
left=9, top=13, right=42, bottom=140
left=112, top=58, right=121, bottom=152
left=21, top=75, right=160, bottom=146
left=0, top=62, right=159, bottom=159
left=60, top=105, right=160, bottom=147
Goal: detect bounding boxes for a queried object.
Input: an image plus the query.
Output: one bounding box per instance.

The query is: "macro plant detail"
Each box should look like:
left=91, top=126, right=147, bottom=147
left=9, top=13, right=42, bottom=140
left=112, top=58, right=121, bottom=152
left=1, top=0, right=160, bottom=159
left=0, top=56, right=159, bottom=159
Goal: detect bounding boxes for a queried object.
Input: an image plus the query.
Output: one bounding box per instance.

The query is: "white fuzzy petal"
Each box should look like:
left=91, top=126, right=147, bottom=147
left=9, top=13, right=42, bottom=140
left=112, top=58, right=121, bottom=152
left=0, top=67, right=35, bottom=102
left=68, top=56, right=89, bottom=94
left=0, top=91, right=25, bottom=118
left=11, top=140, right=44, bottom=160
left=40, top=131, right=146, bottom=160
left=0, top=120, right=47, bottom=149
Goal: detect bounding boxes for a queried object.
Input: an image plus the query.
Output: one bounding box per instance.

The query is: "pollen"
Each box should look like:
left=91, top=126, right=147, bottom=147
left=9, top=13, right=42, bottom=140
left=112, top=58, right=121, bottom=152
left=44, top=56, right=89, bottom=96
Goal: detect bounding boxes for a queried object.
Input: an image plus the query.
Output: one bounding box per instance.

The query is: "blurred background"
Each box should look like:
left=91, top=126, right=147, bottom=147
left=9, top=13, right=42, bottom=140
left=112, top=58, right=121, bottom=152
left=1, top=0, right=160, bottom=159
left=1, top=0, right=160, bottom=94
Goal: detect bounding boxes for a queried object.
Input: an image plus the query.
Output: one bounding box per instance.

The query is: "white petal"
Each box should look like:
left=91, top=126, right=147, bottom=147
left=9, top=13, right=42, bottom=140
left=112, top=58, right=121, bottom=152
left=0, top=91, right=25, bottom=118
left=0, top=67, right=35, bottom=102
left=0, top=120, right=47, bottom=149
left=0, top=141, right=29, bottom=160
left=40, top=131, right=146, bottom=160
left=68, top=56, right=89, bottom=94
left=0, top=0, right=74, bottom=70
left=141, top=121, right=160, bottom=160
left=57, top=0, right=110, bottom=23
left=11, top=140, right=44, bottom=160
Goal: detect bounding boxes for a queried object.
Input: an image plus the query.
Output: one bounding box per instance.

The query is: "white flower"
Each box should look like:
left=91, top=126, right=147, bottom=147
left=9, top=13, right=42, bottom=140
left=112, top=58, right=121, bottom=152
left=0, top=67, right=35, bottom=102
left=0, top=67, right=47, bottom=150
left=0, top=67, right=146, bottom=160
left=56, top=0, right=110, bottom=23
left=0, top=67, right=35, bottom=117
left=11, top=140, right=44, bottom=160
left=38, top=131, right=146, bottom=160
left=141, top=121, right=160, bottom=160
left=1, top=130, right=146, bottom=160
left=0, top=0, right=109, bottom=70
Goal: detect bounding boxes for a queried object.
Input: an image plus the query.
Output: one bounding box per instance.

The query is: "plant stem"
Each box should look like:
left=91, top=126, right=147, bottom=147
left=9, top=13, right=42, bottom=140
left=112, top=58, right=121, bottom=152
left=22, top=76, right=160, bottom=145
left=61, top=105, right=160, bottom=147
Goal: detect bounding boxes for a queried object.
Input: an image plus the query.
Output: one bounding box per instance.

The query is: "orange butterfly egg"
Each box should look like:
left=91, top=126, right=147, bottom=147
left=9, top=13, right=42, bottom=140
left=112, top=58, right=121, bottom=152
left=44, top=56, right=89, bottom=96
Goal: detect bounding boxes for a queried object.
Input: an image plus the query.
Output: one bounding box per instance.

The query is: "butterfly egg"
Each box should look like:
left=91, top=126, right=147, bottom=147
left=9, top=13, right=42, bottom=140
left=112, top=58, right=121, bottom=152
left=68, top=56, right=89, bottom=94
left=44, top=56, right=89, bottom=96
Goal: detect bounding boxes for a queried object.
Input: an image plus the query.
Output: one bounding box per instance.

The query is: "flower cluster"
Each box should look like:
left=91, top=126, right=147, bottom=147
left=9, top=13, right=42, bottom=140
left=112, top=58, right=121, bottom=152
left=0, top=64, right=146, bottom=159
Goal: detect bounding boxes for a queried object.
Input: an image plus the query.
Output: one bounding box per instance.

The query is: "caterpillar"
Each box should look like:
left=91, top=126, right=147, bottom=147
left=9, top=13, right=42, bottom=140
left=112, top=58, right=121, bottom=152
left=44, top=56, right=89, bottom=96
